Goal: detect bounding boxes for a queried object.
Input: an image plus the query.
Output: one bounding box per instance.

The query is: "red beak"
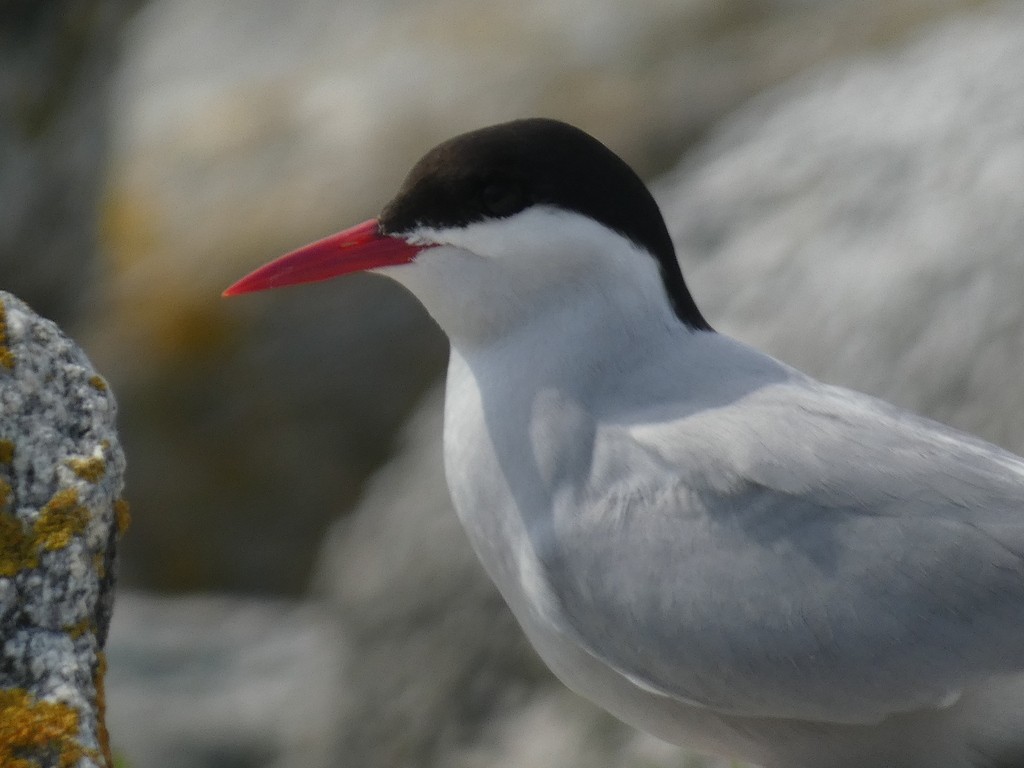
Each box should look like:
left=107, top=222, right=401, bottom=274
left=222, top=218, right=425, bottom=297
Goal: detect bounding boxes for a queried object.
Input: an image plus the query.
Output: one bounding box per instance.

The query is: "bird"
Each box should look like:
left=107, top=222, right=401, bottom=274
left=224, top=118, right=1024, bottom=768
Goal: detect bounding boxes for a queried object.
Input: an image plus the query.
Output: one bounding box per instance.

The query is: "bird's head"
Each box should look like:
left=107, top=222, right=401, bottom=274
left=224, top=118, right=709, bottom=344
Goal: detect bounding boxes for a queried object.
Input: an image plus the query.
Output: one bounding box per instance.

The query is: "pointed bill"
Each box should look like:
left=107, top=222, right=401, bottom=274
left=223, top=218, right=424, bottom=296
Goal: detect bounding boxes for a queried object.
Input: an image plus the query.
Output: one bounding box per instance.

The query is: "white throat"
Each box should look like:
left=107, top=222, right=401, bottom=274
left=377, top=207, right=684, bottom=358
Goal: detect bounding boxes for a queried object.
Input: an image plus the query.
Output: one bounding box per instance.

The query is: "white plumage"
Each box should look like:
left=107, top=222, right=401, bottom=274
left=385, top=207, right=1024, bottom=768
left=227, top=119, right=1024, bottom=767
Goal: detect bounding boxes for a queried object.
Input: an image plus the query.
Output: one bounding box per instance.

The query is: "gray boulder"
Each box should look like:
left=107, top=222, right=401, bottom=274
left=0, top=292, right=126, bottom=768
left=665, top=1, right=1024, bottom=454
left=104, top=592, right=346, bottom=768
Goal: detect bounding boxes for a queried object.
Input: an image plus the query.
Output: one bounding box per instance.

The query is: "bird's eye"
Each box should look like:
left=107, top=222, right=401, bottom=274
left=481, top=180, right=526, bottom=217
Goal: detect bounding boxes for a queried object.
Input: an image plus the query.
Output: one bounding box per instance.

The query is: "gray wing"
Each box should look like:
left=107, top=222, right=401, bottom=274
left=539, top=383, right=1024, bottom=724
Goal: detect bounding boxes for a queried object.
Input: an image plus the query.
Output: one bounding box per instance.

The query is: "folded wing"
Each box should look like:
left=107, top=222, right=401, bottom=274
left=539, top=382, right=1024, bottom=724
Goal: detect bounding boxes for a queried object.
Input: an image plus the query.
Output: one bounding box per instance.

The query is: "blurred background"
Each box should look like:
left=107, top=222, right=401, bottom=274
left=4, top=0, right=1024, bottom=766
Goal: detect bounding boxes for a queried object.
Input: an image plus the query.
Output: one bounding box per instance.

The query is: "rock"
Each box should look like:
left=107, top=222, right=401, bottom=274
left=104, top=591, right=346, bottom=768
left=663, top=0, right=1024, bottom=456
left=0, top=292, right=127, bottom=768
left=0, top=0, right=141, bottom=327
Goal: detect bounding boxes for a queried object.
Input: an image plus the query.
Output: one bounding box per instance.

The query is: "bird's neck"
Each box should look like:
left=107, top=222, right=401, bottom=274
left=454, top=292, right=681, bottom=394
left=382, top=208, right=699, bottom=353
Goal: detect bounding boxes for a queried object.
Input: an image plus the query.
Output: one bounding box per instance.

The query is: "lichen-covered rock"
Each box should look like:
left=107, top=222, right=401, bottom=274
left=0, top=291, right=127, bottom=768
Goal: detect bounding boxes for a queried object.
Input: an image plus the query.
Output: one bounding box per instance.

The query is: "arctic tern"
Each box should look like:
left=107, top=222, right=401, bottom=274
left=225, top=118, right=1024, bottom=768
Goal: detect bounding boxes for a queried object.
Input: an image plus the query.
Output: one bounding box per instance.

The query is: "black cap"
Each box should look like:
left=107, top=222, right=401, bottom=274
left=379, top=118, right=710, bottom=331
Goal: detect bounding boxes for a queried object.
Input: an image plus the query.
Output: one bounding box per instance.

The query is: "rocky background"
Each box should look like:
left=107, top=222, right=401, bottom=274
left=3, top=0, right=1024, bottom=766
left=0, top=291, right=128, bottom=768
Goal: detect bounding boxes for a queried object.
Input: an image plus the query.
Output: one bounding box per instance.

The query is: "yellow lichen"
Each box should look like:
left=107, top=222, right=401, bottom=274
left=93, top=551, right=106, bottom=579
left=65, top=617, right=93, bottom=640
left=2, top=489, right=94, bottom=574
left=95, top=652, right=113, bottom=767
left=88, top=375, right=108, bottom=391
left=36, top=489, right=90, bottom=551
left=0, top=300, right=14, bottom=370
left=0, top=488, right=116, bottom=576
left=0, top=477, right=11, bottom=508
left=0, top=511, right=37, bottom=577
left=0, top=688, right=99, bottom=768
left=114, top=498, right=132, bottom=536
left=68, top=456, right=106, bottom=483
left=0, top=439, right=13, bottom=464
